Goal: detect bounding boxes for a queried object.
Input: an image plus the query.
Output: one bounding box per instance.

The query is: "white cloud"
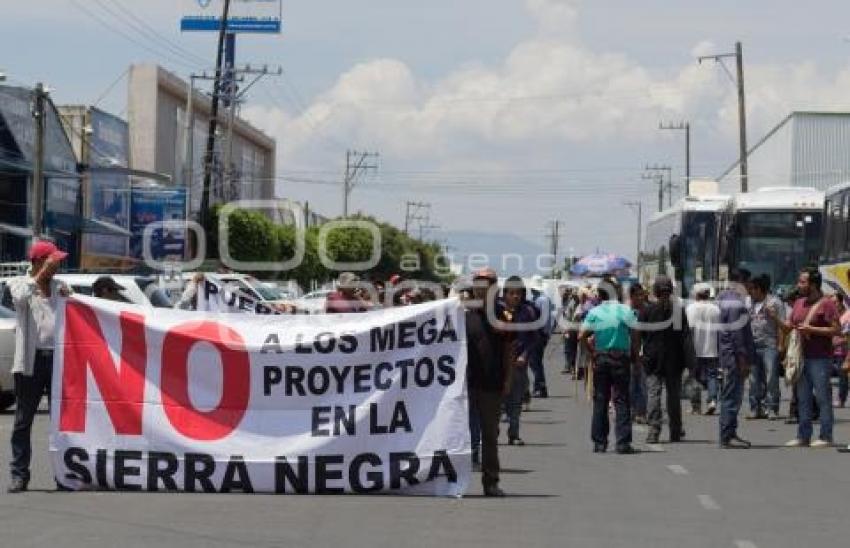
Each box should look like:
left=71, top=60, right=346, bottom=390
left=525, top=0, right=580, bottom=38
left=245, top=1, right=744, bottom=175
left=240, top=0, right=850, bottom=255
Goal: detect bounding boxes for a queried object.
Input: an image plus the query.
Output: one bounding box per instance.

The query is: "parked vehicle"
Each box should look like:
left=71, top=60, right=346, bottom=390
left=0, top=274, right=172, bottom=411
left=54, top=274, right=174, bottom=308
left=640, top=187, right=823, bottom=299
left=820, top=182, right=850, bottom=295
left=640, top=194, right=730, bottom=297
left=0, top=305, right=16, bottom=410
left=294, top=289, right=333, bottom=314
left=725, top=187, right=823, bottom=296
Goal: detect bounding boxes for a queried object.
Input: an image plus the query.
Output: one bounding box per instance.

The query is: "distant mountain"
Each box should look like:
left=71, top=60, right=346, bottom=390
left=440, top=230, right=552, bottom=277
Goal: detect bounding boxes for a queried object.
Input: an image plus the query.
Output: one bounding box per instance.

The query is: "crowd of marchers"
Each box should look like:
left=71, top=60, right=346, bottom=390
left=6, top=238, right=850, bottom=497
left=559, top=267, right=850, bottom=455
left=458, top=264, right=850, bottom=496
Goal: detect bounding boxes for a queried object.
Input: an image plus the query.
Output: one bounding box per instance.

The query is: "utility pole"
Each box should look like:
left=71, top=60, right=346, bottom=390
left=642, top=172, right=663, bottom=213
left=419, top=220, right=440, bottom=241
left=659, top=121, right=690, bottom=196
left=184, top=72, right=217, bottom=215
left=546, top=220, right=561, bottom=278
left=343, top=150, right=379, bottom=217
left=698, top=41, right=748, bottom=192
left=624, top=201, right=642, bottom=274
left=200, top=0, right=231, bottom=234
left=189, top=63, right=278, bottom=218
left=404, top=201, right=429, bottom=236
left=221, top=64, right=280, bottom=200
left=224, top=73, right=237, bottom=200
left=644, top=164, right=673, bottom=209
left=31, top=82, right=47, bottom=238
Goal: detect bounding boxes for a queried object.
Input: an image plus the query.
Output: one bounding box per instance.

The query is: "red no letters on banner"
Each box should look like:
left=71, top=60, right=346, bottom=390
left=59, top=301, right=250, bottom=440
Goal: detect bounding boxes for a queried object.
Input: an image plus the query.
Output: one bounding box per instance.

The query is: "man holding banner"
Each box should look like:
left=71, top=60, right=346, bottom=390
left=49, top=286, right=471, bottom=496
left=7, top=241, right=70, bottom=493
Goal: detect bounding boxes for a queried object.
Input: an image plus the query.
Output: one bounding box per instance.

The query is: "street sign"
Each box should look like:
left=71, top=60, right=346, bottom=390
left=180, top=0, right=282, bottom=34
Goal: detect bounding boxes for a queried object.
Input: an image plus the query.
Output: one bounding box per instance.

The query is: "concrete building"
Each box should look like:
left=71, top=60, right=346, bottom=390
left=719, top=111, right=850, bottom=193
left=127, top=64, right=276, bottom=218
left=58, top=106, right=135, bottom=270
left=0, top=85, right=80, bottom=264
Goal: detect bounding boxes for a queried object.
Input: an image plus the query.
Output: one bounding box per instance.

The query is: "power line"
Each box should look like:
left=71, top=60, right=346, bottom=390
left=260, top=78, right=346, bottom=153
left=324, top=84, right=697, bottom=110
left=92, top=68, right=129, bottom=108
left=69, top=0, right=196, bottom=71
left=110, top=0, right=210, bottom=66
left=91, top=0, right=210, bottom=68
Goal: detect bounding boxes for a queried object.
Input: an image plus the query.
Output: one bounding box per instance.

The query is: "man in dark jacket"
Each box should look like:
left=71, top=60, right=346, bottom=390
left=640, top=276, right=689, bottom=444
left=465, top=267, right=509, bottom=497
left=717, top=269, right=757, bottom=448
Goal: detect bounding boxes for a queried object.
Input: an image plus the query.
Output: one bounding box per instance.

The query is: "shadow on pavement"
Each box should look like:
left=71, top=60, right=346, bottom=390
left=746, top=443, right=791, bottom=450
left=515, top=442, right=567, bottom=448
left=463, top=493, right=560, bottom=499
left=668, top=439, right=713, bottom=445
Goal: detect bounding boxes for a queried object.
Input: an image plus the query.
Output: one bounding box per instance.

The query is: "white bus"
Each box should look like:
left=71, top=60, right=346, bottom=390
left=820, top=182, right=850, bottom=295
left=724, top=187, right=824, bottom=295
left=640, top=195, right=731, bottom=296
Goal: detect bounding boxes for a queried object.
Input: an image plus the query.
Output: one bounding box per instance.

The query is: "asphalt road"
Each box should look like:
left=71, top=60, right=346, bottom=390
left=2, top=341, right=850, bottom=548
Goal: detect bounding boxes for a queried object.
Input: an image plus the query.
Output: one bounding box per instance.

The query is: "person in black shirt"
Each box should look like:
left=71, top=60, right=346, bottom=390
left=465, top=267, right=510, bottom=497
left=640, top=276, right=690, bottom=444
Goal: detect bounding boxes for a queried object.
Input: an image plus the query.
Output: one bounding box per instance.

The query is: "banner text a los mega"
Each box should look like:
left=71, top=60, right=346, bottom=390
left=50, top=296, right=470, bottom=496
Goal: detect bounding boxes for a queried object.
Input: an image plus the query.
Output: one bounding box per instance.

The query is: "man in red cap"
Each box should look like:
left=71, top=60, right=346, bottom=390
left=465, top=266, right=509, bottom=496
left=6, top=240, right=70, bottom=493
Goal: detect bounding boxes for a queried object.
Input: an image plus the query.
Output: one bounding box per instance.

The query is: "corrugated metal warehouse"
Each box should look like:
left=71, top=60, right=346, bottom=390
left=719, top=111, right=850, bottom=193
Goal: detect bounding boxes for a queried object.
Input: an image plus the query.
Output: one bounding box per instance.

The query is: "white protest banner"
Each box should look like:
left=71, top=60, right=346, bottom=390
left=50, top=296, right=470, bottom=496
left=197, top=278, right=282, bottom=314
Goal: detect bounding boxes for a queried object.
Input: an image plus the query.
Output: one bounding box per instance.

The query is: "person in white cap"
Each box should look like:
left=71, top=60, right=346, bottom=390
left=7, top=240, right=70, bottom=493
left=686, top=283, right=721, bottom=415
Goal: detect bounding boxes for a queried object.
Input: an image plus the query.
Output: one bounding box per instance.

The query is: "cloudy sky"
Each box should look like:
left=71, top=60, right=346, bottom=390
left=4, top=0, right=850, bottom=272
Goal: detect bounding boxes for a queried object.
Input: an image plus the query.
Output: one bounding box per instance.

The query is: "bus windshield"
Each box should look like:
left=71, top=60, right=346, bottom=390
left=735, top=211, right=822, bottom=289
left=681, top=211, right=719, bottom=291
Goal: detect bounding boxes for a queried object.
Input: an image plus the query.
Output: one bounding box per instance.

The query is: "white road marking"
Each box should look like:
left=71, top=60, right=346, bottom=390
left=734, top=541, right=758, bottom=548
left=644, top=443, right=665, bottom=452
left=697, top=494, right=720, bottom=511
left=666, top=464, right=689, bottom=475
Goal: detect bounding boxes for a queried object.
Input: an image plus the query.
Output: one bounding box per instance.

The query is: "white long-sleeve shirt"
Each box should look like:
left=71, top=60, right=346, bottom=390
left=8, top=276, right=69, bottom=376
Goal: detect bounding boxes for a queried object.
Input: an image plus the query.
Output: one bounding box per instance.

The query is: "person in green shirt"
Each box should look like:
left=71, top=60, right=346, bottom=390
left=580, top=277, right=640, bottom=454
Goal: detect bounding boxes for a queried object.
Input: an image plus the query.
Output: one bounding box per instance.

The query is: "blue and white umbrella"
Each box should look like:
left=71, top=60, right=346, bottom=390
left=570, top=253, right=632, bottom=277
